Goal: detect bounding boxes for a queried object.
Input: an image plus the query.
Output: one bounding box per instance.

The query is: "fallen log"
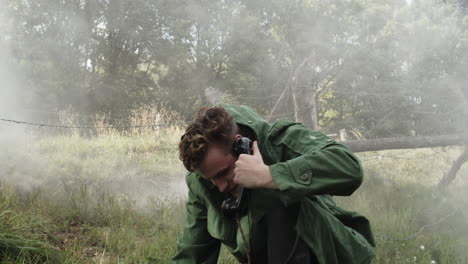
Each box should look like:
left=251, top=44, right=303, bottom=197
left=343, top=133, right=468, bottom=153
left=342, top=133, right=468, bottom=186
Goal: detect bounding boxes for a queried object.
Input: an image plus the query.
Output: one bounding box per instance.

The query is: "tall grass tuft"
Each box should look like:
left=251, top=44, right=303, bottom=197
left=0, top=184, right=61, bottom=263
left=0, top=234, right=61, bottom=263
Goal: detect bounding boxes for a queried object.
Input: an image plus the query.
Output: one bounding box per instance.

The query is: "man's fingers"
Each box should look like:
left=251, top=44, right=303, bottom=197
left=253, top=141, right=260, bottom=157
left=233, top=174, right=239, bottom=184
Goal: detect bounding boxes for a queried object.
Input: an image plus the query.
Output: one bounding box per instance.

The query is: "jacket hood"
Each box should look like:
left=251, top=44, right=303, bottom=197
left=221, top=104, right=271, bottom=145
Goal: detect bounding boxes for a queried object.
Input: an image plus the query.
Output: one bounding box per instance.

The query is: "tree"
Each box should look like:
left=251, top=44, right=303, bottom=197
left=2, top=0, right=467, bottom=138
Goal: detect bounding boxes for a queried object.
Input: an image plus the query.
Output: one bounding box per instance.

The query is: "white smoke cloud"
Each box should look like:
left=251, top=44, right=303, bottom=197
left=0, top=2, right=26, bottom=135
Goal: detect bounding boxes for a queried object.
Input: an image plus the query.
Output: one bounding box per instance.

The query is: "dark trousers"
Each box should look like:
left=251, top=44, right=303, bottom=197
left=265, top=202, right=318, bottom=264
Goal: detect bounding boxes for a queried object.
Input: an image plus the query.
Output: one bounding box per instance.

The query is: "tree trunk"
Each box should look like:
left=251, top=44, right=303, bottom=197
left=292, top=85, right=319, bottom=130
left=291, top=59, right=319, bottom=130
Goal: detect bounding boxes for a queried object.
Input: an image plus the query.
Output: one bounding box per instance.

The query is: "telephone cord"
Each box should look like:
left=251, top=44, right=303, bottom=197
left=235, top=215, right=251, bottom=264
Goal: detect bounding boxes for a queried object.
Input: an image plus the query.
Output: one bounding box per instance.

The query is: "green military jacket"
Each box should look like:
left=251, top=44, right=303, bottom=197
left=172, top=104, right=375, bottom=264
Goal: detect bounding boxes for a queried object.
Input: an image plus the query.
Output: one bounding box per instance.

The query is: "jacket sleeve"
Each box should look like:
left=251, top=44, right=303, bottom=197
left=172, top=174, right=221, bottom=264
left=267, top=123, right=363, bottom=207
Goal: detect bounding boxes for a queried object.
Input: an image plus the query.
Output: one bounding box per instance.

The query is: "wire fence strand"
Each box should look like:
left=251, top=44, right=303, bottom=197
left=375, top=209, right=461, bottom=241
left=0, top=118, right=171, bottom=129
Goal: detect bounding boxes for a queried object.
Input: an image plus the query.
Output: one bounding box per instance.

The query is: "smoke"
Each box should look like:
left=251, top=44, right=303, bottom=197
left=0, top=1, right=33, bottom=144
left=0, top=9, right=22, bottom=125
left=0, top=2, right=188, bottom=207
left=0, top=2, right=466, bottom=257
left=204, top=86, right=237, bottom=105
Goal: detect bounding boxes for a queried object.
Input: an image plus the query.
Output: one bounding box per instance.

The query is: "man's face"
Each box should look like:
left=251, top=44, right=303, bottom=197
left=199, top=144, right=239, bottom=194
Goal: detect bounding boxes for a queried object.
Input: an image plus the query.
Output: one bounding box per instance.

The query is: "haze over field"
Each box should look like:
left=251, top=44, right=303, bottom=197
left=0, top=0, right=467, bottom=263
left=1, top=0, right=467, bottom=202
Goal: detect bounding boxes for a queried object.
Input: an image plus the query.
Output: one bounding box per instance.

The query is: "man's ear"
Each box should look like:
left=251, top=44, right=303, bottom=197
left=227, top=135, right=242, bottom=156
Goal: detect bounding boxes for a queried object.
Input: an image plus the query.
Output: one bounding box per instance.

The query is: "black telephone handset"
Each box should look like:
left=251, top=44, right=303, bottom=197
left=232, top=137, right=253, bottom=157
left=221, top=137, right=253, bottom=217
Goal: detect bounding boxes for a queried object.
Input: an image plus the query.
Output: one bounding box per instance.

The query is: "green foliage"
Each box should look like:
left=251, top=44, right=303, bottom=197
left=1, top=0, right=467, bottom=135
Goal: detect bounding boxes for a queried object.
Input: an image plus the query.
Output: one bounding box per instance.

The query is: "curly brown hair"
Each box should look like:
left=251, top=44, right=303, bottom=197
left=179, top=107, right=239, bottom=172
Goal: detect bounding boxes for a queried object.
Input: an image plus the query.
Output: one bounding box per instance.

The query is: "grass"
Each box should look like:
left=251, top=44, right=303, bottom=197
left=344, top=148, right=468, bottom=264
left=0, top=110, right=467, bottom=263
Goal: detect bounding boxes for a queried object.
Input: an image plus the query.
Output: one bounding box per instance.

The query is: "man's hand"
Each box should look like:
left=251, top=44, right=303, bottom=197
left=233, top=141, right=278, bottom=189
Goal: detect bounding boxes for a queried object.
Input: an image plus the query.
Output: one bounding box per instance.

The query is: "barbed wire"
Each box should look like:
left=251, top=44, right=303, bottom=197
left=360, top=152, right=445, bottom=161
left=13, top=108, right=129, bottom=122
left=0, top=118, right=171, bottom=129
left=2, top=111, right=465, bottom=246
left=2, top=101, right=465, bottom=145
left=3, top=89, right=464, bottom=132
left=375, top=209, right=461, bottom=241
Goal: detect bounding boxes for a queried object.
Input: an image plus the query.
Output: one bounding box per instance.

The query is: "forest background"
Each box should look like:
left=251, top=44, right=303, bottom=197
left=1, top=0, right=468, bottom=137
left=0, top=0, right=468, bottom=263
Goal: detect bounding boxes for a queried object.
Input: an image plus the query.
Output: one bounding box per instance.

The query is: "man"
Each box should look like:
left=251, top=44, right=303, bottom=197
left=173, top=104, right=375, bottom=264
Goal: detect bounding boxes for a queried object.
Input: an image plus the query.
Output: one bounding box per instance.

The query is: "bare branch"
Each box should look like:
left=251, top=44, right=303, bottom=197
left=439, top=146, right=468, bottom=186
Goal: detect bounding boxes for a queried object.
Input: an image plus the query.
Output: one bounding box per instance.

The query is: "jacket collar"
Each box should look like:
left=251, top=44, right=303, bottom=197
left=221, top=104, right=270, bottom=146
